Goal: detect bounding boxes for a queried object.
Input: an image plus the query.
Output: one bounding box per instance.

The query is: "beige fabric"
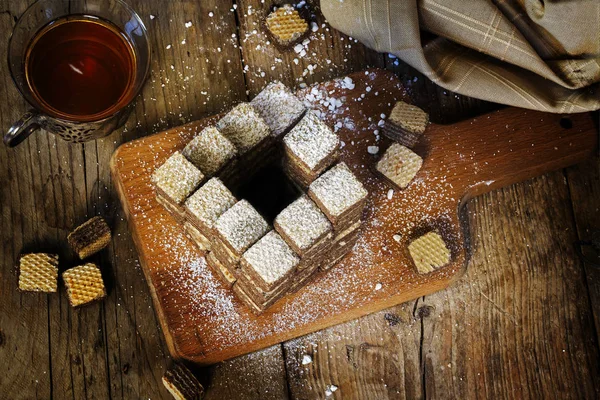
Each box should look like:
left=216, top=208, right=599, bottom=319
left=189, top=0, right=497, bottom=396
left=321, top=0, right=600, bottom=113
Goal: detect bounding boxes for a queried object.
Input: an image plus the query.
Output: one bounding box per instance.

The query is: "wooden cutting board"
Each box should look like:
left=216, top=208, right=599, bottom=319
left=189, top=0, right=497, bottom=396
left=110, top=69, right=597, bottom=365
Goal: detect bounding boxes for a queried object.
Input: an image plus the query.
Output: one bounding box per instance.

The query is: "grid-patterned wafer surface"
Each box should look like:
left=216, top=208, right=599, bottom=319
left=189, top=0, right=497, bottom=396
left=251, top=81, right=306, bottom=136
left=242, top=231, right=299, bottom=286
left=408, top=231, right=451, bottom=274
left=63, top=263, right=106, bottom=307
left=67, top=216, right=111, bottom=259
left=376, top=143, right=423, bottom=189
left=185, top=178, right=237, bottom=228
left=162, top=363, right=204, bottom=400
left=215, top=200, right=270, bottom=254
left=275, top=195, right=332, bottom=252
left=283, top=111, right=339, bottom=170
left=266, top=5, right=308, bottom=45
left=216, top=103, right=270, bottom=154
left=309, top=162, right=368, bottom=218
left=182, top=126, right=237, bottom=176
left=389, top=101, right=429, bottom=134
left=18, top=253, right=59, bottom=292
left=152, top=152, right=204, bottom=204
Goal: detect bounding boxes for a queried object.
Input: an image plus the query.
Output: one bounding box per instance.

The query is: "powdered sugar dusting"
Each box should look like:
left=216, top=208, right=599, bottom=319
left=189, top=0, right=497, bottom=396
left=283, top=111, right=339, bottom=169
left=309, top=162, right=368, bottom=217
left=251, top=81, right=306, bottom=136
left=215, top=200, right=270, bottom=253
left=242, top=231, right=300, bottom=285
left=275, top=195, right=332, bottom=251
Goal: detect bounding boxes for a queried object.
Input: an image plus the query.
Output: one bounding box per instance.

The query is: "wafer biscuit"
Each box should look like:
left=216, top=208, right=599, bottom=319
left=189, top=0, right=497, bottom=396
left=241, top=231, right=299, bottom=292
left=251, top=81, right=306, bottom=137
left=182, top=126, right=237, bottom=176
left=18, top=253, right=59, bottom=292
left=152, top=152, right=204, bottom=205
left=67, top=216, right=111, bottom=259
left=283, top=111, right=339, bottom=185
left=376, top=143, right=422, bottom=189
left=214, top=200, right=270, bottom=256
left=185, top=178, right=237, bottom=235
left=308, top=162, right=368, bottom=225
left=408, top=231, right=451, bottom=274
left=162, top=363, right=204, bottom=400
left=265, top=4, right=308, bottom=47
left=63, top=263, right=106, bottom=307
left=383, top=101, right=429, bottom=147
left=216, top=103, right=270, bottom=155
left=274, top=195, right=332, bottom=257
left=206, top=252, right=237, bottom=288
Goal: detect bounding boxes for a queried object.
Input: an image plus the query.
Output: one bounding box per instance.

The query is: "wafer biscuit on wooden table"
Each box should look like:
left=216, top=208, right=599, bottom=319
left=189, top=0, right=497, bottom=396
left=408, top=231, right=451, bottom=274
left=18, top=253, right=59, bottom=292
left=63, top=263, right=106, bottom=307
left=383, top=101, right=429, bottom=148
left=162, top=363, right=204, bottom=400
left=67, top=216, right=111, bottom=259
left=376, top=143, right=423, bottom=189
left=265, top=4, right=308, bottom=48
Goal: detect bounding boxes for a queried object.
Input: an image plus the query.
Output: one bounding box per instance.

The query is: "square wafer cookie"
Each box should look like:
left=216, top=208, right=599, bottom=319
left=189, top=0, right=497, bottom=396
left=308, top=162, right=368, bottom=223
left=185, top=178, right=237, bottom=232
left=408, top=231, right=451, bottom=274
left=182, top=126, right=237, bottom=176
left=283, top=111, right=339, bottom=173
left=214, top=200, right=270, bottom=256
left=376, top=143, right=422, bottom=189
left=251, top=81, right=306, bottom=137
left=152, top=152, right=204, bottom=205
left=67, top=216, right=111, bottom=259
left=265, top=4, right=309, bottom=48
left=18, top=253, right=59, bottom=292
left=241, top=231, right=300, bottom=291
left=383, top=101, right=429, bottom=148
left=274, top=195, right=332, bottom=256
left=162, top=362, right=204, bottom=400
left=63, top=263, right=106, bottom=307
left=216, top=103, right=270, bottom=155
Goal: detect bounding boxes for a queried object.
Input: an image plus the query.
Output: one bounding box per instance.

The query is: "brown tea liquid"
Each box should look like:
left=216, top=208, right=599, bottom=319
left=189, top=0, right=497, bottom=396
left=25, top=15, right=136, bottom=122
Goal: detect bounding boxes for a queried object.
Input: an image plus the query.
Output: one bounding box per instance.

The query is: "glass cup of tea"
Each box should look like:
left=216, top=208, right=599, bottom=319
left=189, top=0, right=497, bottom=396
left=4, top=0, right=151, bottom=147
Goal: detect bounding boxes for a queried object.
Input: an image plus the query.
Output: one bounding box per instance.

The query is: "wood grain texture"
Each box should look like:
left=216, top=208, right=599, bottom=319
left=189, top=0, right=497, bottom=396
left=1, top=0, right=600, bottom=398
left=111, top=69, right=597, bottom=365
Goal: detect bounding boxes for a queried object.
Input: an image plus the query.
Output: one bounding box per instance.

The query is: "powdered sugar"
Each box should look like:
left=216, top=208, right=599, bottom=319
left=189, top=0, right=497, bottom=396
left=185, top=178, right=237, bottom=228
left=275, top=195, right=332, bottom=251
left=309, top=162, right=368, bottom=217
left=151, top=152, right=204, bottom=204
left=242, top=231, right=300, bottom=286
left=283, top=111, right=339, bottom=169
left=215, top=200, right=270, bottom=253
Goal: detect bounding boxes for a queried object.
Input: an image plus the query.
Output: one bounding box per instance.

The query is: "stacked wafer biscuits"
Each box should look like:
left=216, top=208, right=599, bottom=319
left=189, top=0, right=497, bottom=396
left=383, top=101, right=429, bottom=148
left=307, top=162, right=368, bottom=270
left=183, top=178, right=237, bottom=252
left=152, top=81, right=369, bottom=313
left=152, top=152, right=205, bottom=222
left=283, top=110, right=339, bottom=187
left=209, top=200, right=270, bottom=286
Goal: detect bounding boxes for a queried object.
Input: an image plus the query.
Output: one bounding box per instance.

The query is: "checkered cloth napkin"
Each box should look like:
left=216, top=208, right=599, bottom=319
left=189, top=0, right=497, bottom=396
left=321, top=0, right=600, bottom=113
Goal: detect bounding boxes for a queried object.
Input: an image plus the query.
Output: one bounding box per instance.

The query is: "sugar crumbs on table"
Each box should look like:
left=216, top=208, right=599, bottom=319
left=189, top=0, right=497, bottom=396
left=301, top=354, right=312, bottom=365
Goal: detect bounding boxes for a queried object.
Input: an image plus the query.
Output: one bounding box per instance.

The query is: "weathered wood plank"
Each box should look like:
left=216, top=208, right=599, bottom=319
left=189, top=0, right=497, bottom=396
left=566, top=156, right=600, bottom=343
left=283, top=302, right=422, bottom=400
left=205, top=345, right=289, bottom=400
left=421, top=173, right=600, bottom=399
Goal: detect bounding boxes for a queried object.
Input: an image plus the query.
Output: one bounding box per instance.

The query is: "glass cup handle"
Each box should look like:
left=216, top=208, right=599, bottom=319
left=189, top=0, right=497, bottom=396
left=4, top=110, right=41, bottom=147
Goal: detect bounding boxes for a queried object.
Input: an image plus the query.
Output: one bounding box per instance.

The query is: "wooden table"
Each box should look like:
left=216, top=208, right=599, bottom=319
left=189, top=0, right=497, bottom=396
left=1, top=1, right=598, bottom=399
